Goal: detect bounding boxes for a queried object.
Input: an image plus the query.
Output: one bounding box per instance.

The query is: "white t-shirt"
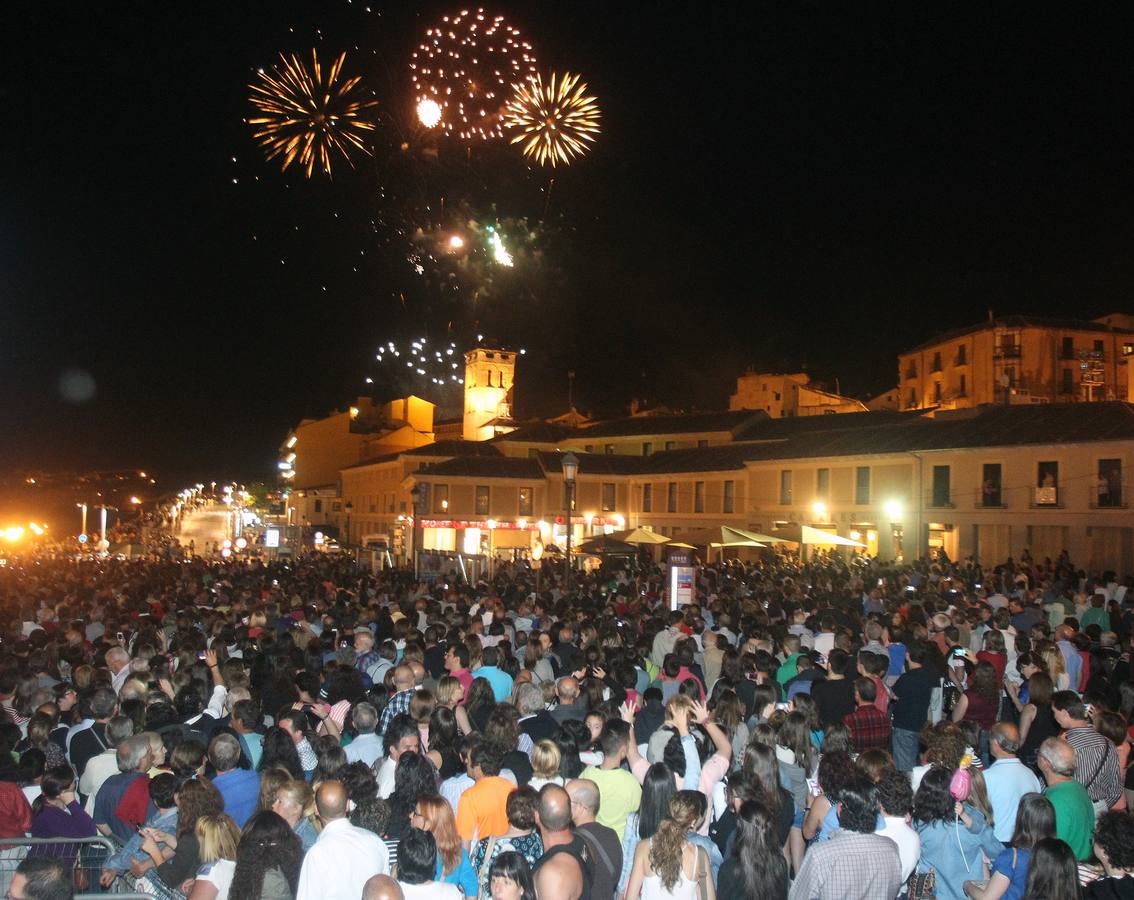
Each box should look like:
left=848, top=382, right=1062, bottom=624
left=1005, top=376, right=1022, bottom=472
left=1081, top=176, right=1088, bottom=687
left=876, top=817, right=920, bottom=882
left=399, top=882, right=461, bottom=900
left=197, top=859, right=236, bottom=900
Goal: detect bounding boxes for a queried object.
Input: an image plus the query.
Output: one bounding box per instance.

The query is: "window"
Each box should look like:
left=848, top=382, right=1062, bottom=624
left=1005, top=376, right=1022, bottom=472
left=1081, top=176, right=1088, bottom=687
left=1062, top=336, right=1075, bottom=359
left=698, top=439, right=709, bottom=449
left=604, top=444, right=614, bottom=455
left=642, top=484, right=652, bottom=513
left=931, top=466, right=950, bottom=507
left=855, top=467, right=870, bottom=505
left=584, top=445, right=593, bottom=453
left=958, top=373, right=967, bottom=397
left=931, top=351, right=942, bottom=372
left=907, top=389, right=917, bottom=409
left=905, top=361, right=918, bottom=379
left=723, top=480, right=735, bottom=514
left=519, top=487, right=534, bottom=517
left=433, top=484, right=450, bottom=513
left=601, top=483, right=616, bottom=512
left=667, top=482, right=677, bottom=513
left=665, top=441, right=676, bottom=451
left=475, top=485, right=490, bottom=516
left=1095, top=339, right=1105, bottom=355
left=779, top=470, right=793, bottom=505
left=314, top=499, right=322, bottom=513
left=981, top=464, right=1002, bottom=507
left=694, top=481, right=705, bottom=513
left=1061, top=368, right=1074, bottom=394
left=933, top=381, right=942, bottom=403
left=956, top=344, right=967, bottom=365
left=1036, top=462, right=1059, bottom=506
left=1097, top=459, right=1123, bottom=507
left=642, top=442, right=653, bottom=456
left=816, top=468, right=830, bottom=499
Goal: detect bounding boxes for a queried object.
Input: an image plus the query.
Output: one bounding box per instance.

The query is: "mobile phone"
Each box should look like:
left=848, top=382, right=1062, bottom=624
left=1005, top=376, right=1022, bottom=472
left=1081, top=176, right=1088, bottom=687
left=974, top=583, right=982, bottom=589
left=950, top=646, right=967, bottom=658
left=339, top=640, right=349, bottom=649
left=775, top=701, right=790, bottom=711
left=197, top=651, right=207, bottom=660
left=116, top=632, right=125, bottom=643
left=807, top=778, right=821, bottom=797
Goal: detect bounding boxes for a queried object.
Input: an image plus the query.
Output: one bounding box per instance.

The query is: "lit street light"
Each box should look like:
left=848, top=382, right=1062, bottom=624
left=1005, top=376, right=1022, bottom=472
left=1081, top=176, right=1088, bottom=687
left=562, top=452, right=579, bottom=595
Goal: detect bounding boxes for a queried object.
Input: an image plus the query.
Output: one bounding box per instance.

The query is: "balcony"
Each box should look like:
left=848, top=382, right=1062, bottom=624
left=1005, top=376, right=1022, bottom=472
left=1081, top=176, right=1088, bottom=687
left=927, top=494, right=954, bottom=509
left=1031, top=486, right=1062, bottom=508
left=1092, top=491, right=1127, bottom=509
left=976, top=488, right=1006, bottom=509
left=930, top=359, right=942, bottom=373
left=904, top=366, right=918, bottom=380
left=953, top=354, right=968, bottom=367
left=994, top=345, right=1022, bottom=360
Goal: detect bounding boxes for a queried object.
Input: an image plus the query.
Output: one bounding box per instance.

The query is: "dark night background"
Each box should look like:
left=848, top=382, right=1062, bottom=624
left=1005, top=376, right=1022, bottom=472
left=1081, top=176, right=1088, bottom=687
left=2, top=3, right=1134, bottom=486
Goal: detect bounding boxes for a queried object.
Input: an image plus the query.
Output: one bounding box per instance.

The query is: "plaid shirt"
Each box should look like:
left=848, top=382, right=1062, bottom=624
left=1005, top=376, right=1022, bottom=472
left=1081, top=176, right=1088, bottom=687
left=843, top=703, right=892, bottom=752
left=789, top=830, right=902, bottom=900
left=378, top=688, right=415, bottom=739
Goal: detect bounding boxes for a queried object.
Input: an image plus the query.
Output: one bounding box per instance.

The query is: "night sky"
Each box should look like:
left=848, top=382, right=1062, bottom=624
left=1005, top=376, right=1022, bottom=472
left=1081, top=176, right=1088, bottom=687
left=3, top=3, right=1134, bottom=486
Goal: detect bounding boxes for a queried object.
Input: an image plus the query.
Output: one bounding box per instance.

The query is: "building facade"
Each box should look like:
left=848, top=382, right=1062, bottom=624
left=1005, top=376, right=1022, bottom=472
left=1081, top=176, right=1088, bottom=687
left=730, top=372, right=867, bottom=417
left=898, top=314, right=1134, bottom=411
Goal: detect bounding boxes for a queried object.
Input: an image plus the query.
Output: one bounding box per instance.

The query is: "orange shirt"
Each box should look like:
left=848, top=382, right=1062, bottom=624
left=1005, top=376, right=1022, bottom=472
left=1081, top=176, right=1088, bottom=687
left=456, top=776, right=513, bottom=842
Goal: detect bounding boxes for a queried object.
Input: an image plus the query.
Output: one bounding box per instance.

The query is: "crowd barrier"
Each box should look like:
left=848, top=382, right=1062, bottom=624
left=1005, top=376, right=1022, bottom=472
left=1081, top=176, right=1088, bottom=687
left=0, top=836, right=162, bottom=899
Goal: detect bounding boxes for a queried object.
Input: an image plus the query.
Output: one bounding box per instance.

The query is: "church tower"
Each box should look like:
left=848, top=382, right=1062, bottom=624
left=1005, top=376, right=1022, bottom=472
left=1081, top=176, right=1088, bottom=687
left=463, top=347, right=517, bottom=441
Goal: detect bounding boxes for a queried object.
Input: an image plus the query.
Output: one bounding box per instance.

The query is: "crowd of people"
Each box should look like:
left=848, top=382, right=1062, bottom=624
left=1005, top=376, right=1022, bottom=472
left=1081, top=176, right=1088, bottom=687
left=1, top=546, right=1134, bottom=900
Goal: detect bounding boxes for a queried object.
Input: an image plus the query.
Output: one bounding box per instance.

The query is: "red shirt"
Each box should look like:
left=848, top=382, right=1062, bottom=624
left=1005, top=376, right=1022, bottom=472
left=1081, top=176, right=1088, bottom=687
left=976, top=651, right=1007, bottom=686
left=844, top=703, right=892, bottom=752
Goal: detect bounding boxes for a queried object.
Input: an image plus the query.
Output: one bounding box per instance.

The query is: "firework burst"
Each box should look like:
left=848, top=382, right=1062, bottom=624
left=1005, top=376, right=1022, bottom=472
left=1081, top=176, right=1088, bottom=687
left=504, top=72, right=600, bottom=167
left=410, top=8, right=538, bottom=142
left=249, top=49, right=377, bottom=178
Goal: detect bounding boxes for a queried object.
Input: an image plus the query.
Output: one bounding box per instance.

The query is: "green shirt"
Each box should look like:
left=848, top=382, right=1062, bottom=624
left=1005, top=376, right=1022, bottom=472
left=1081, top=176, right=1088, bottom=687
left=1046, top=780, right=1095, bottom=860
left=580, top=765, right=642, bottom=842
left=776, top=652, right=805, bottom=685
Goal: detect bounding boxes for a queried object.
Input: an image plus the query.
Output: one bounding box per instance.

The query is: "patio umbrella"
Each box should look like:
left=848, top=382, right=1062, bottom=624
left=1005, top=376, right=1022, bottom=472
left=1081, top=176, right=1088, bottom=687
left=769, top=523, right=866, bottom=547
left=608, top=527, right=671, bottom=545
left=575, top=536, right=638, bottom=555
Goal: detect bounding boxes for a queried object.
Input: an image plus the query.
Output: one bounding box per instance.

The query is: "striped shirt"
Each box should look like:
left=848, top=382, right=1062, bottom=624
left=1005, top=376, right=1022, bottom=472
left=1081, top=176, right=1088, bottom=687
left=1065, top=726, right=1122, bottom=807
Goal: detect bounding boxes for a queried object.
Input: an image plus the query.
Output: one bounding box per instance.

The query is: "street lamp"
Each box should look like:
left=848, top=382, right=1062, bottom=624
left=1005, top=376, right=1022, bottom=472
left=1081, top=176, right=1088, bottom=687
left=562, top=452, right=579, bottom=594
left=343, top=501, right=353, bottom=547
left=410, top=484, right=425, bottom=577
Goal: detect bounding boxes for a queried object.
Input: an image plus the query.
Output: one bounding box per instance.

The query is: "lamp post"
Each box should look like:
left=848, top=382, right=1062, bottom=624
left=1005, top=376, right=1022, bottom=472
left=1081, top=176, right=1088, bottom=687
left=562, top=452, right=578, bottom=595
left=343, top=501, right=353, bottom=548
left=77, top=502, right=88, bottom=540
left=410, top=484, right=424, bottom=577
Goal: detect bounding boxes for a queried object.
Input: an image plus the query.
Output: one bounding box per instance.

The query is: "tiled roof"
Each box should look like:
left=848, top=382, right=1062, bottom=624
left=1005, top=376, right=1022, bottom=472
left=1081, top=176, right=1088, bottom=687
left=494, top=423, right=576, bottom=443
left=733, top=409, right=924, bottom=441
left=414, top=457, right=545, bottom=479
left=573, top=410, right=766, bottom=438
left=403, top=441, right=503, bottom=458
left=905, top=315, right=1134, bottom=353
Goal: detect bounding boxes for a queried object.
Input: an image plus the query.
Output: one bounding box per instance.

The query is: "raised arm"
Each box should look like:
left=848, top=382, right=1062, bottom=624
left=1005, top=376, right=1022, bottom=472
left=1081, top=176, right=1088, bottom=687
left=691, top=701, right=731, bottom=759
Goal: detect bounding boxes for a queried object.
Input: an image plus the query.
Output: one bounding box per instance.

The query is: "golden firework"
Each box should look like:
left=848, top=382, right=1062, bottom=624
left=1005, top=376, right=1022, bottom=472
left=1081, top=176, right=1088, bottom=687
left=410, top=8, right=538, bottom=142
left=248, top=49, right=377, bottom=178
left=504, top=72, right=600, bottom=167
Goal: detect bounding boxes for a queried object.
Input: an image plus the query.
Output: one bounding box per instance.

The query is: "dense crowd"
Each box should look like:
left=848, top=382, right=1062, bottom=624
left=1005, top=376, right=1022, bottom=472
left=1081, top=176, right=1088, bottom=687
left=2, top=547, right=1134, bottom=900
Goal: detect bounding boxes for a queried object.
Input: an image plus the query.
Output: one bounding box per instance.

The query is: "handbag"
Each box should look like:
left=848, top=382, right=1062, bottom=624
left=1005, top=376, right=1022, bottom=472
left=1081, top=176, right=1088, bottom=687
left=906, top=869, right=935, bottom=899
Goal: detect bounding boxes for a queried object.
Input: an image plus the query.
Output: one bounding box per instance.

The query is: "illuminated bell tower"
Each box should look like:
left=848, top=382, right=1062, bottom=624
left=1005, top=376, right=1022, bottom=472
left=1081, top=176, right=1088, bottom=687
left=463, top=347, right=516, bottom=441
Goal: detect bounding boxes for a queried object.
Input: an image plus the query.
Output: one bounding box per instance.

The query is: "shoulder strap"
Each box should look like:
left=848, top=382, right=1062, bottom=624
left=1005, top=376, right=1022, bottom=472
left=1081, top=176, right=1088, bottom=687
left=476, top=836, right=497, bottom=884
left=576, top=827, right=614, bottom=874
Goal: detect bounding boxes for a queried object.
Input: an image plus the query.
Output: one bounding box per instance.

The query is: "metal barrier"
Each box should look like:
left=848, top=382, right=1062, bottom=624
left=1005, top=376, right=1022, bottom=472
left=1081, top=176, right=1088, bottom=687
left=0, top=836, right=136, bottom=896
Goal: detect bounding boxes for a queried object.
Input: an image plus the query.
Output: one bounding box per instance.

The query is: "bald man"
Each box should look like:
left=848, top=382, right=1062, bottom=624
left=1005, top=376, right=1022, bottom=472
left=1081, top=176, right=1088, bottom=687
left=296, top=781, right=390, bottom=900
left=362, top=874, right=404, bottom=900
left=983, top=722, right=1041, bottom=842
left=566, top=778, right=622, bottom=900
left=532, top=785, right=589, bottom=900
left=550, top=677, right=585, bottom=724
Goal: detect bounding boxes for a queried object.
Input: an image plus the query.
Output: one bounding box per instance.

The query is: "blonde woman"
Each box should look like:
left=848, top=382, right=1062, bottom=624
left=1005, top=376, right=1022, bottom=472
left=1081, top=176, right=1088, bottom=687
left=185, top=813, right=241, bottom=900
left=528, top=740, right=564, bottom=792
left=625, top=791, right=715, bottom=900
left=271, top=779, right=320, bottom=851
left=436, top=676, right=473, bottom=736
left=1036, top=642, right=1070, bottom=692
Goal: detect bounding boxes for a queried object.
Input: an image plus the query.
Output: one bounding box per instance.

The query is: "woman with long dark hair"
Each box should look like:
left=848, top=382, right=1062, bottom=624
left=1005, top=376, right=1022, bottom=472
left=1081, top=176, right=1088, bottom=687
left=952, top=661, right=1001, bottom=764
left=963, top=793, right=1054, bottom=900
left=425, top=706, right=462, bottom=779
left=619, top=763, right=676, bottom=895
left=257, top=727, right=304, bottom=780
left=716, top=799, right=788, bottom=900
left=1015, top=673, right=1059, bottom=772
left=227, top=811, right=304, bottom=900
left=385, top=751, right=439, bottom=868
left=913, top=766, right=1003, bottom=900
left=29, top=765, right=97, bottom=871
left=1022, top=837, right=1081, bottom=900
left=489, top=850, right=537, bottom=900
left=465, top=678, right=496, bottom=734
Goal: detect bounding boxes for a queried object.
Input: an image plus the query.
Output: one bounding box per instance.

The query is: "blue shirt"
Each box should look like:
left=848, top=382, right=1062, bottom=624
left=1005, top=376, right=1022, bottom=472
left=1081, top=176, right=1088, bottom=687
left=92, top=772, right=147, bottom=844
left=983, top=758, right=1042, bottom=843
left=436, top=848, right=478, bottom=897
left=915, top=807, right=1004, bottom=900
left=476, top=665, right=514, bottom=703
left=991, top=846, right=1030, bottom=900
left=213, top=768, right=260, bottom=828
